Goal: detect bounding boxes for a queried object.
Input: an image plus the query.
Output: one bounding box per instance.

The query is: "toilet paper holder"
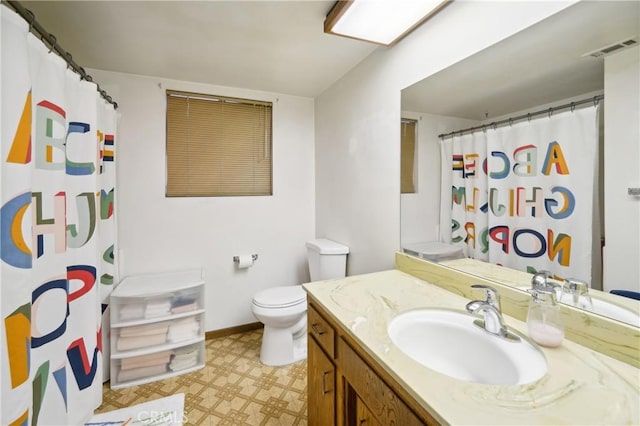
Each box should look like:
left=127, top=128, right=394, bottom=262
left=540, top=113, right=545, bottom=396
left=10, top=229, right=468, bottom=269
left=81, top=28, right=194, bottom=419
left=233, top=254, right=259, bottom=263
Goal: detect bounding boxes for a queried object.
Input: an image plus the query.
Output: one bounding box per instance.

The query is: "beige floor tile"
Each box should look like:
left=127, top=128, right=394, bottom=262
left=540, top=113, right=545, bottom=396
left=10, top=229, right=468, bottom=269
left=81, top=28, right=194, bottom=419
left=97, top=329, right=307, bottom=425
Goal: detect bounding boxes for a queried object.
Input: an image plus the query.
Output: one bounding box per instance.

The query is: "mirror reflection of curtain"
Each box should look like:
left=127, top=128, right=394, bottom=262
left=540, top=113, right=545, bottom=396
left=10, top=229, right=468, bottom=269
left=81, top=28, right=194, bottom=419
left=440, top=106, right=599, bottom=285
left=1, top=7, right=118, bottom=425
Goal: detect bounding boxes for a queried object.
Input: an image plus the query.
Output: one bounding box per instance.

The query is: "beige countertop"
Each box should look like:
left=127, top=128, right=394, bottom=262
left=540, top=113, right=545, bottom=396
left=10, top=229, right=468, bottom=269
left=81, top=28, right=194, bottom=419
left=303, top=269, right=640, bottom=425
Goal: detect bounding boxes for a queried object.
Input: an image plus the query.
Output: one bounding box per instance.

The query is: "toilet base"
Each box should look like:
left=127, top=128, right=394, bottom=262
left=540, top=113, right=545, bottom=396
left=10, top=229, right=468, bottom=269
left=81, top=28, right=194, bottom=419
left=259, top=319, right=307, bottom=366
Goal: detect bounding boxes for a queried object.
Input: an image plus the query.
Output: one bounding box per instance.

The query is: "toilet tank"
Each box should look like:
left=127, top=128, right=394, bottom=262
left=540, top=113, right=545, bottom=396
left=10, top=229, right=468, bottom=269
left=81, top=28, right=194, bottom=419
left=306, top=238, right=349, bottom=281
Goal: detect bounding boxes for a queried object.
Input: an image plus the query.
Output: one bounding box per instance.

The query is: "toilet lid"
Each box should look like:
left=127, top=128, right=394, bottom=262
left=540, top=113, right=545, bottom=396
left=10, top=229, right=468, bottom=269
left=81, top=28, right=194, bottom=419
left=253, top=286, right=306, bottom=308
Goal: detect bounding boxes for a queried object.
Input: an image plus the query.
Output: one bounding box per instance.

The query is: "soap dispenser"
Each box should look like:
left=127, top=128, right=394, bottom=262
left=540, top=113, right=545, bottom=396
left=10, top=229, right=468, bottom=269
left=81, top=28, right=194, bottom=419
left=527, top=284, right=564, bottom=348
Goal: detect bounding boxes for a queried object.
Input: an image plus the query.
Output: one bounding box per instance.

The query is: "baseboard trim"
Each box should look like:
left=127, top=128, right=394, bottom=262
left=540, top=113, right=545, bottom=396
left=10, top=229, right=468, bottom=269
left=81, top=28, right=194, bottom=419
left=205, top=322, right=263, bottom=340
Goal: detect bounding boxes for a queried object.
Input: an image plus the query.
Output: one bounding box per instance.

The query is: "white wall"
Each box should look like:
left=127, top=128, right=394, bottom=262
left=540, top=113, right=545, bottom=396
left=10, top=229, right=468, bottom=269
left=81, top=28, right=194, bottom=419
left=603, top=46, right=640, bottom=293
left=315, top=1, right=575, bottom=275
left=400, top=111, right=478, bottom=245
left=89, top=69, right=316, bottom=331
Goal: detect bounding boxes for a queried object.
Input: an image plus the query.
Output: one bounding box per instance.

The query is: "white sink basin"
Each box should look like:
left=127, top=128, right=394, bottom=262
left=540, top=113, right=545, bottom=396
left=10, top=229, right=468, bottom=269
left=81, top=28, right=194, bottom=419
left=517, top=287, right=640, bottom=327
left=388, top=309, right=547, bottom=385
left=557, top=294, right=640, bottom=327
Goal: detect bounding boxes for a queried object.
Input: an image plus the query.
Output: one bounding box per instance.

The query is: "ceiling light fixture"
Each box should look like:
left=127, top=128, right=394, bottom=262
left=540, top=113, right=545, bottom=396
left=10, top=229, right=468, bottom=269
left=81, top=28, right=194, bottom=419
left=324, top=0, right=450, bottom=46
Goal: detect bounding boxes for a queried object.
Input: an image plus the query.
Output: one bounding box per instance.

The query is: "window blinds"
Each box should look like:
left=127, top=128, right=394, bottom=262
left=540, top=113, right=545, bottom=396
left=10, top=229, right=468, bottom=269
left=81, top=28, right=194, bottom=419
left=166, top=90, right=273, bottom=197
left=401, top=119, right=417, bottom=194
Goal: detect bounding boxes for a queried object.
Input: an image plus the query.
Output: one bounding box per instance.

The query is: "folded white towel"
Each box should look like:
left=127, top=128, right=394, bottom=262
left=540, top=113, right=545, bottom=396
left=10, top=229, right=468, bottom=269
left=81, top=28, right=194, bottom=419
left=172, top=351, right=198, bottom=361
left=119, top=304, right=144, bottom=321
left=169, top=357, right=198, bottom=372
left=116, top=333, right=167, bottom=351
left=144, top=299, right=171, bottom=319
left=171, top=302, right=198, bottom=314
left=120, top=350, right=173, bottom=370
left=118, top=364, right=167, bottom=382
left=167, top=318, right=200, bottom=343
left=119, top=323, right=169, bottom=338
left=173, top=346, right=199, bottom=357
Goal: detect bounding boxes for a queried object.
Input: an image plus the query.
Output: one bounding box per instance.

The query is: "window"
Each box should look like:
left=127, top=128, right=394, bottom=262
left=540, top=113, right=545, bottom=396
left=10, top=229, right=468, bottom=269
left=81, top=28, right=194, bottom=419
left=166, top=90, right=272, bottom=197
left=400, top=119, right=417, bottom=194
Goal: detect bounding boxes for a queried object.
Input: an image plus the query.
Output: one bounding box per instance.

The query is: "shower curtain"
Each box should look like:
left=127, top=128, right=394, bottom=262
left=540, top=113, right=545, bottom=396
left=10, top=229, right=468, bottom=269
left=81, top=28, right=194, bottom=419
left=1, top=6, right=117, bottom=425
left=440, top=105, right=599, bottom=284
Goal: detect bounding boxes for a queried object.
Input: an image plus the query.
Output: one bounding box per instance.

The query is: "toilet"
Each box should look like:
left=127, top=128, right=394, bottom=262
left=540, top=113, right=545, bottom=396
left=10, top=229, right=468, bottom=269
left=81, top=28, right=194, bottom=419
left=402, top=241, right=463, bottom=262
left=251, top=238, right=349, bottom=366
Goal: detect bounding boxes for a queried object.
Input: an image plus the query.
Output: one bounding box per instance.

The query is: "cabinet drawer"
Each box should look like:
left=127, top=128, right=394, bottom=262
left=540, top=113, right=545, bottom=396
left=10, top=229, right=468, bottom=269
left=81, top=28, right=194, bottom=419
left=308, top=303, right=335, bottom=358
left=339, top=338, right=424, bottom=426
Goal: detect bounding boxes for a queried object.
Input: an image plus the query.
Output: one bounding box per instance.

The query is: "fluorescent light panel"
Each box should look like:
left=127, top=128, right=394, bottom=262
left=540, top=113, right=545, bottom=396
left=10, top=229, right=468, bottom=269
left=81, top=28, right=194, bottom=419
left=325, top=0, right=448, bottom=46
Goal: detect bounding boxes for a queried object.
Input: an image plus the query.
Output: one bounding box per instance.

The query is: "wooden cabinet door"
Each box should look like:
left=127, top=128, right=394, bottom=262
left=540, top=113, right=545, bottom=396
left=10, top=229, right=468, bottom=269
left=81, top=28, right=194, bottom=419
left=356, top=396, right=382, bottom=426
left=308, top=337, right=335, bottom=426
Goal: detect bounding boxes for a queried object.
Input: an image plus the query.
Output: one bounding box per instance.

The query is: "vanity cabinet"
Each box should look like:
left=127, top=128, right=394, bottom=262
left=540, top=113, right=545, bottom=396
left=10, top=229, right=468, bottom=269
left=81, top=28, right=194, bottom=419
left=308, top=337, right=336, bottom=425
left=354, top=395, right=381, bottom=426
left=307, top=303, right=336, bottom=425
left=307, top=300, right=439, bottom=426
left=109, top=269, right=205, bottom=389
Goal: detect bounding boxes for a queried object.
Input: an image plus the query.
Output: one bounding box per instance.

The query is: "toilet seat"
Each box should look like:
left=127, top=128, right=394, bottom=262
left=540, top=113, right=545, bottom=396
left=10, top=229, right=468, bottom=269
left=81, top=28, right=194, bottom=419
left=253, top=286, right=306, bottom=308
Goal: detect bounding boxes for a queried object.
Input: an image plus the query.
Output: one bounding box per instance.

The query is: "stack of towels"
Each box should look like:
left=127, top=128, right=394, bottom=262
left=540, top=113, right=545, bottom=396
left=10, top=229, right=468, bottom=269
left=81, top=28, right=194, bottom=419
left=119, top=303, right=145, bottom=321
left=170, top=295, right=198, bottom=314
left=169, top=346, right=199, bottom=372
left=167, top=317, right=200, bottom=343
left=116, top=323, right=169, bottom=351
left=144, top=298, right=172, bottom=319
left=118, top=350, right=172, bottom=382
left=117, top=294, right=198, bottom=322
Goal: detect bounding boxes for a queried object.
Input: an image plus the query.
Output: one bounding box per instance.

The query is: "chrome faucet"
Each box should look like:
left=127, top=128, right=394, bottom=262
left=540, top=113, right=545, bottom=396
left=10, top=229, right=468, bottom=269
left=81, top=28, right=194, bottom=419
left=466, top=284, right=519, bottom=341
left=531, top=270, right=551, bottom=288
left=562, top=278, right=593, bottom=309
left=531, top=270, right=561, bottom=293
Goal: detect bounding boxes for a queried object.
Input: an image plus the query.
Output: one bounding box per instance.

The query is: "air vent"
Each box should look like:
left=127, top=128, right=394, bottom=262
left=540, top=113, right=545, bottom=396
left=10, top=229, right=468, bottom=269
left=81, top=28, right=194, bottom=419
left=583, top=37, right=638, bottom=58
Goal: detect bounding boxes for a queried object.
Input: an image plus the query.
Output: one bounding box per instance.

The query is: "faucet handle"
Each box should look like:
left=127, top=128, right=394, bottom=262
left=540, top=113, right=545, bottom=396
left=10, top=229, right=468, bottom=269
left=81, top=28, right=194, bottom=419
left=562, top=277, right=593, bottom=309
left=470, top=284, right=501, bottom=310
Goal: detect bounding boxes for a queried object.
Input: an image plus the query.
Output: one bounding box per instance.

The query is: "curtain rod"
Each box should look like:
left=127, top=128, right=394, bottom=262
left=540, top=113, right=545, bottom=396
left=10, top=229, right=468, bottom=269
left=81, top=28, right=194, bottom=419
left=2, top=0, right=118, bottom=109
left=438, top=94, right=603, bottom=140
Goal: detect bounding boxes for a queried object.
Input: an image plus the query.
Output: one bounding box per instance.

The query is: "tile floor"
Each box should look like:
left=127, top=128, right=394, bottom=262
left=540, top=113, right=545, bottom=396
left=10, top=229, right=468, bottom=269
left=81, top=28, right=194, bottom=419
left=97, top=329, right=308, bottom=425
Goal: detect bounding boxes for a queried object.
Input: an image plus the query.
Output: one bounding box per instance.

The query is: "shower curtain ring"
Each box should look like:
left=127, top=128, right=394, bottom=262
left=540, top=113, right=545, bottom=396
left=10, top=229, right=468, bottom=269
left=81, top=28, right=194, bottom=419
left=25, top=9, right=35, bottom=32
left=482, top=125, right=487, bottom=133
left=593, top=96, right=599, bottom=107
left=527, top=113, right=532, bottom=122
left=492, top=122, right=497, bottom=130
left=570, top=102, right=575, bottom=112
left=509, top=118, right=513, bottom=127
left=47, top=34, right=56, bottom=53
left=548, top=107, right=553, bottom=118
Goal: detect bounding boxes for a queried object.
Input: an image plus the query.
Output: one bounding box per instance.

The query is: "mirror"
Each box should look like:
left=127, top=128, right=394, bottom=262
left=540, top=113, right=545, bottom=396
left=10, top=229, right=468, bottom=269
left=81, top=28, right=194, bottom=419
left=400, top=1, right=640, bottom=327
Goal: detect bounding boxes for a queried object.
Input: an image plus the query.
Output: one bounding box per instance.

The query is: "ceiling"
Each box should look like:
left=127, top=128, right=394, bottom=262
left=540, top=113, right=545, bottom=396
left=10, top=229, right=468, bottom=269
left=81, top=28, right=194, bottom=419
left=19, top=1, right=378, bottom=98
left=401, top=0, right=640, bottom=121
left=16, top=1, right=639, bottom=115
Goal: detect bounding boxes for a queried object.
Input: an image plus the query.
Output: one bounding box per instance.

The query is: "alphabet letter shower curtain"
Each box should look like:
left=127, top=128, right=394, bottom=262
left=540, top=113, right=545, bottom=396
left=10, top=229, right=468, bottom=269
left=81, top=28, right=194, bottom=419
left=1, top=7, right=117, bottom=425
left=440, top=105, right=599, bottom=284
